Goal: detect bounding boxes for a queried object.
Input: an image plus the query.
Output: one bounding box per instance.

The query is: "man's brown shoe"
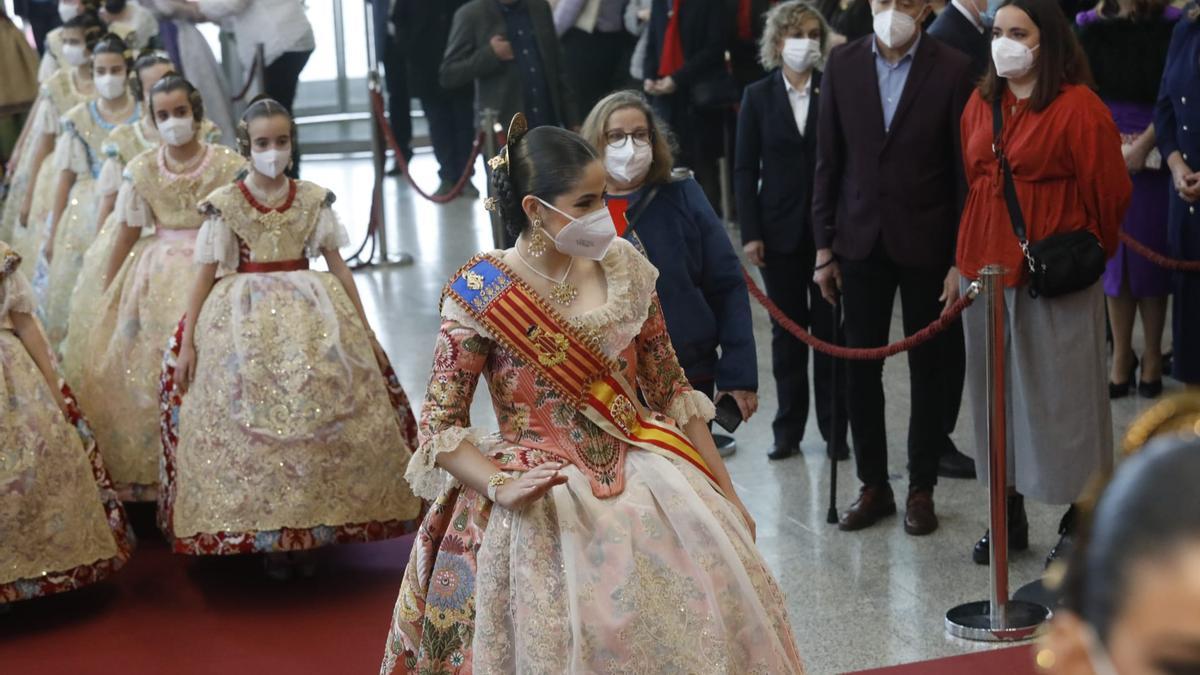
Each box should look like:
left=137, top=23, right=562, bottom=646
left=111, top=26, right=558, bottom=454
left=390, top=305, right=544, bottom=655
left=838, top=484, right=897, bottom=531
left=904, top=490, right=939, bottom=536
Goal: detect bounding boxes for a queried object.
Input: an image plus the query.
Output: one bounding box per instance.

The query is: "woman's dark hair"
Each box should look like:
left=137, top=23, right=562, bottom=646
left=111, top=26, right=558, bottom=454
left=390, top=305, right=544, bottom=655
left=489, top=126, right=598, bottom=239
left=130, top=51, right=173, bottom=100
left=91, top=32, right=129, bottom=64
left=235, top=95, right=296, bottom=157
left=148, top=72, right=204, bottom=122
left=63, top=11, right=107, bottom=50
left=104, top=0, right=127, bottom=14
left=1093, top=0, right=1166, bottom=19
left=978, top=0, right=1094, bottom=112
left=1061, top=436, right=1200, bottom=644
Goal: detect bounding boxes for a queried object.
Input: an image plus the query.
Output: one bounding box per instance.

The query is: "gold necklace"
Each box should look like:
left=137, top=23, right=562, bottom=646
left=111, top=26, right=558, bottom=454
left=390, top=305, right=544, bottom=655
left=515, top=243, right=578, bottom=306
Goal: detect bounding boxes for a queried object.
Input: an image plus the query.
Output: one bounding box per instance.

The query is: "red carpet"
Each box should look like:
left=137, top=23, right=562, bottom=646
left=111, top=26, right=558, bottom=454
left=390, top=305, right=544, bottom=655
left=0, top=506, right=413, bottom=674
left=851, top=645, right=1037, bottom=675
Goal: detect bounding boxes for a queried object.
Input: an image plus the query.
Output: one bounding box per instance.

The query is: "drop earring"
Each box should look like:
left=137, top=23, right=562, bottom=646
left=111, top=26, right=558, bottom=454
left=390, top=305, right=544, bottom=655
left=527, top=218, right=548, bottom=257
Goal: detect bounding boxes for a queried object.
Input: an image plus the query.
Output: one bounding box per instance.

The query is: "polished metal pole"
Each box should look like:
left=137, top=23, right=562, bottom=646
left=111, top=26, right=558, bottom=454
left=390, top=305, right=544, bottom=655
left=946, top=266, right=1050, bottom=642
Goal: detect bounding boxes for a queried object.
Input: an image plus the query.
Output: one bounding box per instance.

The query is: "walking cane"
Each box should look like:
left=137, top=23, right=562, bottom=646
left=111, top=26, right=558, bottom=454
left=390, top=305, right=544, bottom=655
left=827, top=296, right=842, bottom=525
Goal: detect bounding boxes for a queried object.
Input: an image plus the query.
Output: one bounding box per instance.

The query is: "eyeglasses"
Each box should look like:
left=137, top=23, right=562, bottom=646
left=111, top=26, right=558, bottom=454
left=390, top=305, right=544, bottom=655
left=605, top=129, right=653, bottom=148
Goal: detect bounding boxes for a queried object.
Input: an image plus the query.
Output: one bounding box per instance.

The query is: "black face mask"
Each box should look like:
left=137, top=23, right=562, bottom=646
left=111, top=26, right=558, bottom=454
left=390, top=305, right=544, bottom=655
left=105, top=0, right=127, bottom=14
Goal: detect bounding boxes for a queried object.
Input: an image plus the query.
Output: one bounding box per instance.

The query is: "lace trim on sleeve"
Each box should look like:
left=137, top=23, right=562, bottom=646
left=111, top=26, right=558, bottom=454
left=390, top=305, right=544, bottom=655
left=96, top=158, right=124, bottom=196
left=404, top=426, right=481, bottom=501
left=440, top=296, right=492, bottom=338
left=53, top=129, right=90, bottom=175
left=666, top=390, right=716, bottom=427
left=34, top=98, right=61, bottom=136
left=304, top=206, right=350, bottom=258
left=0, top=269, right=37, bottom=318
left=193, top=216, right=240, bottom=274
left=116, top=180, right=152, bottom=229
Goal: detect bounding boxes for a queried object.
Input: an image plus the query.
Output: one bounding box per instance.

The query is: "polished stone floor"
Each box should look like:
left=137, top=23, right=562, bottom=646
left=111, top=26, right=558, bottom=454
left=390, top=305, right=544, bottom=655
left=308, top=154, right=1171, bottom=674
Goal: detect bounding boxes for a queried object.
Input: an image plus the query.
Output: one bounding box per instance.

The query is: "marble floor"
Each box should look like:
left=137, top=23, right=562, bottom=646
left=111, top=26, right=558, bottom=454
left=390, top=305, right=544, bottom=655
left=307, top=153, right=1173, bottom=674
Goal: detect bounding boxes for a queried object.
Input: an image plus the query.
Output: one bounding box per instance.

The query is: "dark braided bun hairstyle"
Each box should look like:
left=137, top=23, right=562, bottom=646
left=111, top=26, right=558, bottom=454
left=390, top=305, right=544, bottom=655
left=130, top=51, right=174, bottom=102
left=91, top=32, right=130, bottom=65
left=63, top=10, right=107, bottom=51
left=489, top=116, right=598, bottom=240
left=235, top=95, right=296, bottom=158
left=148, top=72, right=205, bottom=122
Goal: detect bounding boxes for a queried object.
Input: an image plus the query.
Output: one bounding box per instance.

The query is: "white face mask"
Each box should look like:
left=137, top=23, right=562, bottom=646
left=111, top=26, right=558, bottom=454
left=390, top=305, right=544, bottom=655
left=94, top=73, right=126, bottom=100
left=782, top=37, right=821, bottom=73
left=251, top=148, right=290, bottom=179
left=992, top=36, right=1038, bottom=79
left=62, top=43, right=88, bottom=67
left=58, top=2, right=79, bottom=22
left=157, top=116, right=196, bottom=147
left=605, top=141, right=653, bottom=185
left=873, top=9, right=918, bottom=49
left=536, top=197, right=618, bottom=261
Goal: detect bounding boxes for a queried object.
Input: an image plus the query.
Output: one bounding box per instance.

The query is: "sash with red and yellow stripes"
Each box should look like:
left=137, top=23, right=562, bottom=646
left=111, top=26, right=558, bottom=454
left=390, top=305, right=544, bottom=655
left=444, top=254, right=721, bottom=490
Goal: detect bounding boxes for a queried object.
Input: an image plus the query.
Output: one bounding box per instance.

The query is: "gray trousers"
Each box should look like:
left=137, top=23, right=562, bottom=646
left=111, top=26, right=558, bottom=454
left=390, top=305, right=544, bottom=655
left=961, top=279, right=1113, bottom=504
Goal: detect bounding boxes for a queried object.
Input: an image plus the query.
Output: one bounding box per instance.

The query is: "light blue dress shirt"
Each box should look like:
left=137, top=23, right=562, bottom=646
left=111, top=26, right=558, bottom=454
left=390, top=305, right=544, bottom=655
left=872, top=34, right=921, bottom=133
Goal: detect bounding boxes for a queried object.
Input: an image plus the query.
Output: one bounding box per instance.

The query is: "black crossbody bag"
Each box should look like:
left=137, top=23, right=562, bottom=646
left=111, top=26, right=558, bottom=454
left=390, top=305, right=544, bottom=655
left=992, top=92, right=1105, bottom=298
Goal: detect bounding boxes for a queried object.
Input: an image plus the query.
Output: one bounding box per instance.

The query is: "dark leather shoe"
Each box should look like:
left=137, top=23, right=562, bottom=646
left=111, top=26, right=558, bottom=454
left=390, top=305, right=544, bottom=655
left=904, top=490, right=939, bottom=536
left=938, top=448, right=976, bottom=479
left=767, top=445, right=798, bottom=461
left=1138, top=379, right=1164, bottom=399
left=826, top=439, right=850, bottom=462
left=838, top=484, right=896, bottom=531
left=972, top=495, right=1029, bottom=564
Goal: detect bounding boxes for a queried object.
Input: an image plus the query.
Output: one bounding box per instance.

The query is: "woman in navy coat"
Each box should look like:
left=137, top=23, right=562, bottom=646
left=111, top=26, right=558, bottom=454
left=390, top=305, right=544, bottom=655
left=1155, top=9, right=1200, bottom=385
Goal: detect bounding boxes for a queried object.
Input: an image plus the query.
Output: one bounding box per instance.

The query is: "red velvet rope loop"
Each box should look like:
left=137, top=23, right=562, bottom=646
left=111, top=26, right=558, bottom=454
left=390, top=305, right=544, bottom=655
left=742, top=269, right=977, bottom=361
left=369, top=88, right=486, bottom=204
left=1119, top=230, right=1200, bottom=272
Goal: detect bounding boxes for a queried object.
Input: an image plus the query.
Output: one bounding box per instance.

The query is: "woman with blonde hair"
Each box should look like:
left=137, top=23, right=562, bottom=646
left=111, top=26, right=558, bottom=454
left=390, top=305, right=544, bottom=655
left=735, top=1, right=850, bottom=462
left=581, top=90, right=760, bottom=452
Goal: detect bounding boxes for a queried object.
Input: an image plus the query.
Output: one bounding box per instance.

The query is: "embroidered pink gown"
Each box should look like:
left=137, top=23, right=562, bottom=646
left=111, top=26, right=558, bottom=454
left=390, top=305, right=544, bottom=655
left=380, top=239, right=804, bottom=674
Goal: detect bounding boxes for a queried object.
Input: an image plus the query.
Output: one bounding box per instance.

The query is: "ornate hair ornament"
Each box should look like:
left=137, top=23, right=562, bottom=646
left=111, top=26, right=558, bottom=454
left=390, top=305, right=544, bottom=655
left=486, top=112, right=529, bottom=172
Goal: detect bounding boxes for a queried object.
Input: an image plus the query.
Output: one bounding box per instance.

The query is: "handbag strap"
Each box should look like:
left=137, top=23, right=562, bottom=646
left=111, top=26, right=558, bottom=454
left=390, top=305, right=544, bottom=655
left=622, top=183, right=663, bottom=235
left=992, top=90, right=1036, bottom=272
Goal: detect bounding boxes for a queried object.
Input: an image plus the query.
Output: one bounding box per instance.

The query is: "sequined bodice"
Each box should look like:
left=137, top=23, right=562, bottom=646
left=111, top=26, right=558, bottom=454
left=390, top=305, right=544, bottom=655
left=126, top=144, right=245, bottom=231
left=204, top=180, right=328, bottom=262
left=65, top=101, right=139, bottom=179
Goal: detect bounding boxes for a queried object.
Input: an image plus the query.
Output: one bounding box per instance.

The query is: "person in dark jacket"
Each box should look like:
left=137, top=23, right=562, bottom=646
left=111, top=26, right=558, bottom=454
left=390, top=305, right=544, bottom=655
left=583, top=90, right=760, bottom=434
left=927, top=0, right=990, bottom=81
left=441, top=0, right=579, bottom=130
left=736, top=0, right=849, bottom=462
left=642, top=0, right=731, bottom=207
left=394, top=0, right=478, bottom=196
left=812, top=0, right=973, bottom=537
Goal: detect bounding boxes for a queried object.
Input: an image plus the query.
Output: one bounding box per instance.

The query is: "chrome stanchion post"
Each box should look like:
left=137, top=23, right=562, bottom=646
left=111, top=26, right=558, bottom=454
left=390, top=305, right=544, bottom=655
left=480, top=108, right=506, bottom=249
left=946, top=265, right=1050, bottom=642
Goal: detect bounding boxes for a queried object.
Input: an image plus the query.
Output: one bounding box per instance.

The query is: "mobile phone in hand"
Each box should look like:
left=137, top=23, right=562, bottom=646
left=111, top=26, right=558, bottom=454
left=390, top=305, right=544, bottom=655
left=713, top=394, right=743, bottom=433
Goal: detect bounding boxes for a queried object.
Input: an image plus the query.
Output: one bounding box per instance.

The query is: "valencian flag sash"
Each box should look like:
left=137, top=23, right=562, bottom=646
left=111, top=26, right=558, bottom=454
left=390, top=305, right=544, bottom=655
left=443, top=254, right=722, bottom=491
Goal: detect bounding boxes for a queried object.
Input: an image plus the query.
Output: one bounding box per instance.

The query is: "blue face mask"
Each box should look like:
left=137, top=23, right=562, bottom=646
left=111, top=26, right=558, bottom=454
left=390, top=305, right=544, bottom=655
left=981, top=0, right=1003, bottom=25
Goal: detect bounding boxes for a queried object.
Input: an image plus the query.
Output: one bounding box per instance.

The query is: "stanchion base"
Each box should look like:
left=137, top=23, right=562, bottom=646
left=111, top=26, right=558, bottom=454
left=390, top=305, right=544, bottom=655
left=352, top=252, right=415, bottom=270
left=945, top=600, right=1051, bottom=642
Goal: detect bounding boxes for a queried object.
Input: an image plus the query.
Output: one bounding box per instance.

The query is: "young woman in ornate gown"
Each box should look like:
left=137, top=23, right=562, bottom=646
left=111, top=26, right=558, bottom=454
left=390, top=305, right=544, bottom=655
left=3, top=11, right=103, bottom=263
left=380, top=116, right=804, bottom=674
left=81, top=74, right=244, bottom=501
left=0, top=240, right=134, bottom=605
left=156, top=98, right=422, bottom=571
left=41, top=33, right=139, bottom=350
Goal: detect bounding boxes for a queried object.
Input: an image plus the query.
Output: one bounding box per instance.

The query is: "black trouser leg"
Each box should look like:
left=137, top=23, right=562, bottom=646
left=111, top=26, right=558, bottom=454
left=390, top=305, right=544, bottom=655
left=761, top=250, right=811, bottom=449
left=839, top=249, right=900, bottom=488
left=263, top=49, right=313, bottom=178
left=27, top=4, right=61, bottom=56
left=897, top=263, right=951, bottom=492
left=423, top=87, right=476, bottom=183
left=809, top=279, right=849, bottom=447
left=562, top=28, right=637, bottom=115
left=382, top=36, right=412, bottom=162
left=451, top=88, right=477, bottom=179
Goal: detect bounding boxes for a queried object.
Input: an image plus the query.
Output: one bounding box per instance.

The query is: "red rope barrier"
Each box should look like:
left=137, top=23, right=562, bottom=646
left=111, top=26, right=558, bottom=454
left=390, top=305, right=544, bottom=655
left=1119, top=230, right=1200, bottom=272
left=369, top=89, right=485, bottom=204
left=743, top=269, right=979, bottom=360
left=231, top=50, right=262, bottom=103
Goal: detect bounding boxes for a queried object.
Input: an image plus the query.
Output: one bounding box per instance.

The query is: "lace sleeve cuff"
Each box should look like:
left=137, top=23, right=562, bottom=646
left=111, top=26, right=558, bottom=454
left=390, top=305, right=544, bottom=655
left=193, top=216, right=239, bottom=273
left=666, top=390, right=716, bottom=427
left=404, top=426, right=482, bottom=501
left=96, top=158, right=123, bottom=196
left=117, top=181, right=152, bottom=229
left=54, top=132, right=89, bottom=175
left=0, top=269, right=37, bottom=318
left=34, top=98, right=60, bottom=136
left=304, top=206, right=350, bottom=258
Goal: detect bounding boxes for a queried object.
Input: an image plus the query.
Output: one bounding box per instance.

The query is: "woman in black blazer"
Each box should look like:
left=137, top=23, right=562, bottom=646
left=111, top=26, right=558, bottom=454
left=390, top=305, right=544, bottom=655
left=735, top=0, right=847, bottom=462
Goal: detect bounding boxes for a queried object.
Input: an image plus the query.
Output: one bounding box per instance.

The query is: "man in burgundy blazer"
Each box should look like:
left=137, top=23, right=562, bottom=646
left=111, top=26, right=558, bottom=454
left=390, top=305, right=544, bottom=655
left=811, top=0, right=973, bottom=537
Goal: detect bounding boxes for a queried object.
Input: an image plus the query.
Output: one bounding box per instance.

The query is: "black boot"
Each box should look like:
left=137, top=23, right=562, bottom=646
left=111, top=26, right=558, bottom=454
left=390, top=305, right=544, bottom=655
left=1046, top=504, right=1078, bottom=568
left=972, top=494, right=1029, bottom=564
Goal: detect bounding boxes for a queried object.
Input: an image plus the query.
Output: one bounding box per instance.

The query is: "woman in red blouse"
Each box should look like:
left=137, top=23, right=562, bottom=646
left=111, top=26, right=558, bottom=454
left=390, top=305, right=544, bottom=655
left=956, top=0, right=1132, bottom=567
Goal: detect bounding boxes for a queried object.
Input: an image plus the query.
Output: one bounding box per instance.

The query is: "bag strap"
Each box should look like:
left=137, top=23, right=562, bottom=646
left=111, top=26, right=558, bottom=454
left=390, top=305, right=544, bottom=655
left=622, top=183, right=662, bottom=236
left=992, top=90, right=1036, bottom=272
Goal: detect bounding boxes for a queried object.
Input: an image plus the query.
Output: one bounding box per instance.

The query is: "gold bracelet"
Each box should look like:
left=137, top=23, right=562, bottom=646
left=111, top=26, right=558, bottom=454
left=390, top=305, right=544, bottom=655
left=486, top=472, right=510, bottom=502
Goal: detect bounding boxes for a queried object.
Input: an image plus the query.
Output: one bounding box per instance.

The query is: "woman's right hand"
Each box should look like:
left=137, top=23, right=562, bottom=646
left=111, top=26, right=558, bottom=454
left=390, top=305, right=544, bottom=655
left=176, top=341, right=196, bottom=395
left=1169, top=154, right=1200, bottom=203
left=743, top=240, right=765, bottom=268
left=493, top=462, right=568, bottom=511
